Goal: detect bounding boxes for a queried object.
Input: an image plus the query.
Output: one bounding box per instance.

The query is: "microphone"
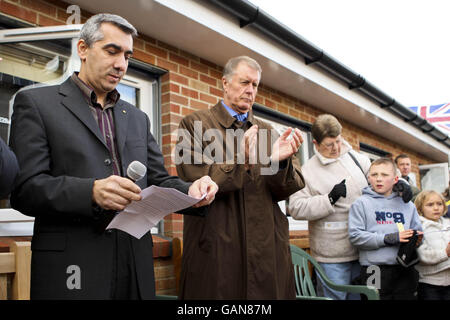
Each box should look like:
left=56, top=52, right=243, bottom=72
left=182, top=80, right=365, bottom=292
left=126, top=160, right=146, bottom=182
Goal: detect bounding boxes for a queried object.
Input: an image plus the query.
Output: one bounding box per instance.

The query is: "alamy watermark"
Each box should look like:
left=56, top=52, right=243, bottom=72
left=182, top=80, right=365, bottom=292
left=173, top=121, right=292, bottom=175
left=66, top=265, right=81, bottom=290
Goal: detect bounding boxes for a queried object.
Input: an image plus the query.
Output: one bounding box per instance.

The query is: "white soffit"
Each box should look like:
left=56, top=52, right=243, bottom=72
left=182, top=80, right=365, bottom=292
left=66, top=0, right=449, bottom=161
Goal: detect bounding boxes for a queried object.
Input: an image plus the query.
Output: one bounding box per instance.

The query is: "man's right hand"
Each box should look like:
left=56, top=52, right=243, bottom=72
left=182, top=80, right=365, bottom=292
left=92, top=175, right=142, bottom=212
left=240, top=124, right=258, bottom=170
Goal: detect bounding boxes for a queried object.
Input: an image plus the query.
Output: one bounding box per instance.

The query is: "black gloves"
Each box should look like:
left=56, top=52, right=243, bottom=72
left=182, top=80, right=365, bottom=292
left=393, top=180, right=413, bottom=203
left=328, top=179, right=346, bottom=205
left=384, top=232, right=399, bottom=246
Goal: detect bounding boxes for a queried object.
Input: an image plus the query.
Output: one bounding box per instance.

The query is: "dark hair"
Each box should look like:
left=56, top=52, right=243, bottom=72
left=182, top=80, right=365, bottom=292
left=394, top=154, right=410, bottom=165
left=311, top=114, right=342, bottom=144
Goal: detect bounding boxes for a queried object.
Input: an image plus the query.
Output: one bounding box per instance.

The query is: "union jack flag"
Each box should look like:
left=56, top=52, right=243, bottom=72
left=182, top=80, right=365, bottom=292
left=409, top=103, right=450, bottom=133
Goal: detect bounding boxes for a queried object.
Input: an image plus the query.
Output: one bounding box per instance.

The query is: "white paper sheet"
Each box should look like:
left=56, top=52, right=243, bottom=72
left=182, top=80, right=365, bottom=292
left=106, top=185, right=205, bottom=239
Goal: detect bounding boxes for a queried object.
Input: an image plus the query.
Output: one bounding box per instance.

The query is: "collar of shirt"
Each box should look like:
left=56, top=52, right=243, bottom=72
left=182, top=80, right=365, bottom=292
left=71, top=72, right=120, bottom=109
left=221, top=100, right=248, bottom=121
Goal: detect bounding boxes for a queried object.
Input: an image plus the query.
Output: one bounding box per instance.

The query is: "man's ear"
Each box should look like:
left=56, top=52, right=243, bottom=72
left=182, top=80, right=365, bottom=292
left=77, top=39, right=89, bottom=61
left=394, top=175, right=399, bottom=184
left=221, top=76, right=228, bottom=93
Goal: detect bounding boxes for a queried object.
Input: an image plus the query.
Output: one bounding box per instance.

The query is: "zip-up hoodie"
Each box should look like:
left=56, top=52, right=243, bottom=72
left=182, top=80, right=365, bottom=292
left=348, top=186, right=423, bottom=266
left=415, top=216, right=450, bottom=286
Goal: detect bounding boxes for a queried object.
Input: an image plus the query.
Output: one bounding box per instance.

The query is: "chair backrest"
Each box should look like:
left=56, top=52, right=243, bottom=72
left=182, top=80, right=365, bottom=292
left=290, top=244, right=324, bottom=299
left=290, top=244, right=379, bottom=300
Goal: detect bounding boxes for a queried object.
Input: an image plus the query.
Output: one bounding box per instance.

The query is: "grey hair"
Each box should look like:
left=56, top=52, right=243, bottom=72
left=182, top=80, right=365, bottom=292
left=223, top=56, right=262, bottom=81
left=80, top=13, right=138, bottom=47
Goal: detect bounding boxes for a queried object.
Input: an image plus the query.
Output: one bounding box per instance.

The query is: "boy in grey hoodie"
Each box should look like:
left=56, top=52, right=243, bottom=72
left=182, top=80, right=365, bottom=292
left=349, top=158, right=423, bottom=300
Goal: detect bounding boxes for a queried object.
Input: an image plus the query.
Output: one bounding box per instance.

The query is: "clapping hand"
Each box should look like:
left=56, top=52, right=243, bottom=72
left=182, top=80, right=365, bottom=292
left=270, top=128, right=303, bottom=163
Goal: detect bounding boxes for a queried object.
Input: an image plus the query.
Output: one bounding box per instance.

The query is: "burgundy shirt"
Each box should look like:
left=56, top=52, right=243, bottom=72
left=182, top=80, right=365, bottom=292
left=70, top=73, right=122, bottom=176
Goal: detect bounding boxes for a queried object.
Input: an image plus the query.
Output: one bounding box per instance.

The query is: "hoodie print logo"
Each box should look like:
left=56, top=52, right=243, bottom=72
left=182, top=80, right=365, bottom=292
left=375, top=211, right=405, bottom=225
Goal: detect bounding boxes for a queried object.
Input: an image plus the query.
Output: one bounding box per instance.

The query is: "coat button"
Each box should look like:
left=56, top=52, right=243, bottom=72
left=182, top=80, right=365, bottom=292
left=104, top=158, right=112, bottom=166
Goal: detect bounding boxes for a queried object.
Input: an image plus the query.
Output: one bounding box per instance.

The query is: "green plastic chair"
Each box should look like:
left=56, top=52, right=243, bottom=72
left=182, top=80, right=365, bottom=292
left=290, top=244, right=379, bottom=300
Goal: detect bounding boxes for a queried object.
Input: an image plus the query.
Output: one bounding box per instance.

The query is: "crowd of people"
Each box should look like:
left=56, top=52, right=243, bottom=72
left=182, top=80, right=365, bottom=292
left=0, top=13, right=448, bottom=301
left=289, top=115, right=449, bottom=300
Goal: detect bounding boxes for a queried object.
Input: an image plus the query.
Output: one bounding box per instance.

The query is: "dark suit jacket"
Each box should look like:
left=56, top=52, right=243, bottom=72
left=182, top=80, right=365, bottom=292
left=0, top=137, right=19, bottom=198
left=9, top=77, right=194, bottom=299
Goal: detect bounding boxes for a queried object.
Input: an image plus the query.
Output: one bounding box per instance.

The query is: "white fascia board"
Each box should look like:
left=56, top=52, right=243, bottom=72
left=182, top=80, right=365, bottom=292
left=155, top=0, right=449, bottom=159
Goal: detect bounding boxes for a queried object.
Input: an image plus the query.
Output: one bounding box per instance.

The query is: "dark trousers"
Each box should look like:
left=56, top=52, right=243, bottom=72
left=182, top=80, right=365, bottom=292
left=418, top=282, right=450, bottom=300
left=360, top=265, right=419, bottom=300
left=111, top=230, right=141, bottom=300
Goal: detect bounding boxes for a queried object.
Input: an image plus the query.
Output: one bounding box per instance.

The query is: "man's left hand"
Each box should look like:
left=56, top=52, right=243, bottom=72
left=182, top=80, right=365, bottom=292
left=271, top=128, right=303, bottom=163
left=188, top=175, right=219, bottom=207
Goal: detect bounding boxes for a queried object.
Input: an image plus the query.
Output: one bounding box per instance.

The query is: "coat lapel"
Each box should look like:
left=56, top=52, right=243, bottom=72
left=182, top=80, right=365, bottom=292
left=113, top=100, right=129, bottom=159
left=59, top=78, right=108, bottom=149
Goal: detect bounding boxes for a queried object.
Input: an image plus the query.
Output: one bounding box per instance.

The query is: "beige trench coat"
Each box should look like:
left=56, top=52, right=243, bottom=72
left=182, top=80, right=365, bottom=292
left=176, top=102, right=305, bottom=299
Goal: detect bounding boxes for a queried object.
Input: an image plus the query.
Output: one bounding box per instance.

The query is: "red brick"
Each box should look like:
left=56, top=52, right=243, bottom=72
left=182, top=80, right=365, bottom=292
left=179, top=66, right=198, bottom=79
left=133, top=38, right=145, bottom=50
left=271, top=93, right=282, bottom=103
left=161, top=93, right=170, bottom=104
left=169, top=73, right=189, bottom=86
left=161, top=104, right=171, bottom=116
left=157, top=58, right=178, bottom=73
left=181, top=107, right=195, bottom=116
left=170, top=93, right=188, bottom=106
left=277, top=104, right=288, bottom=114
left=209, top=86, right=223, bottom=97
left=199, top=74, right=217, bottom=86
left=38, top=13, right=64, bottom=26
left=0, top=1, right=37, bottom=24
left=255, top=96, right=264, bottom=104
left=181, top=87, right=199, bottom=100
left=190, top=100, right=209, bottom=110
left=265, top=99, right=276, bottom=109
left=169, top=83, right=180, bottom=94
left=162, top=135, right=173, bottom=145
left=170, top=103, right=180, bottom=114
left=42, top=0, right=70, bottom=10
left=20, top=0, right=57, bottom=17
left=145, top=43, right=168, bottom=59
left=169, top=52, right=189, bottom=67
left=161, top=83, right=170, bottom=94
left=132, top=49, right=156, bottom=65
left=190, top=60, right=209, bottom=74
left=200, top=93, right=218, bottom=105
left=56, top=8, right=70, bottom=23
left=209, top=68, right=222, bottom=79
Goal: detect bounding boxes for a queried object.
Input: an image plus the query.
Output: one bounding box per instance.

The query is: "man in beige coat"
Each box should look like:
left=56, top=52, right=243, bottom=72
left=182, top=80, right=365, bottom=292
left=176, top=56, right=305, bottom=299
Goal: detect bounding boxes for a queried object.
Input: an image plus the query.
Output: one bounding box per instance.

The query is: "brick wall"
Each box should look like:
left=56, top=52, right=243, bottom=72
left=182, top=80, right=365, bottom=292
left=1, top=0, right=435, bottom=296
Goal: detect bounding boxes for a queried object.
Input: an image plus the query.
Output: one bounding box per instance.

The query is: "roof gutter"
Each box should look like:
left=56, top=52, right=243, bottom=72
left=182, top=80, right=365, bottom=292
left=207, top=0, right=450, bottom=148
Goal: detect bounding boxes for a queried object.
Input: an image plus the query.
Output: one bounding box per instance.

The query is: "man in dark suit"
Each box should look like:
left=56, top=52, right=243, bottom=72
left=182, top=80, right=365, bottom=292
left=9, top=13, right=217, bottom=300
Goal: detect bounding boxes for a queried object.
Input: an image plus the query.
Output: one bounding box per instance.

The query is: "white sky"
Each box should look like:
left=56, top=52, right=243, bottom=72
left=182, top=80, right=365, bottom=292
left=249, top=0, right=450, bottom=107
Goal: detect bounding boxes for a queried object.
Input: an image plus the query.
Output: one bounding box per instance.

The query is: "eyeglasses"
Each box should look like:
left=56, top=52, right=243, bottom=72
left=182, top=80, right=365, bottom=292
left=321, top=139, right=342, bottom=150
